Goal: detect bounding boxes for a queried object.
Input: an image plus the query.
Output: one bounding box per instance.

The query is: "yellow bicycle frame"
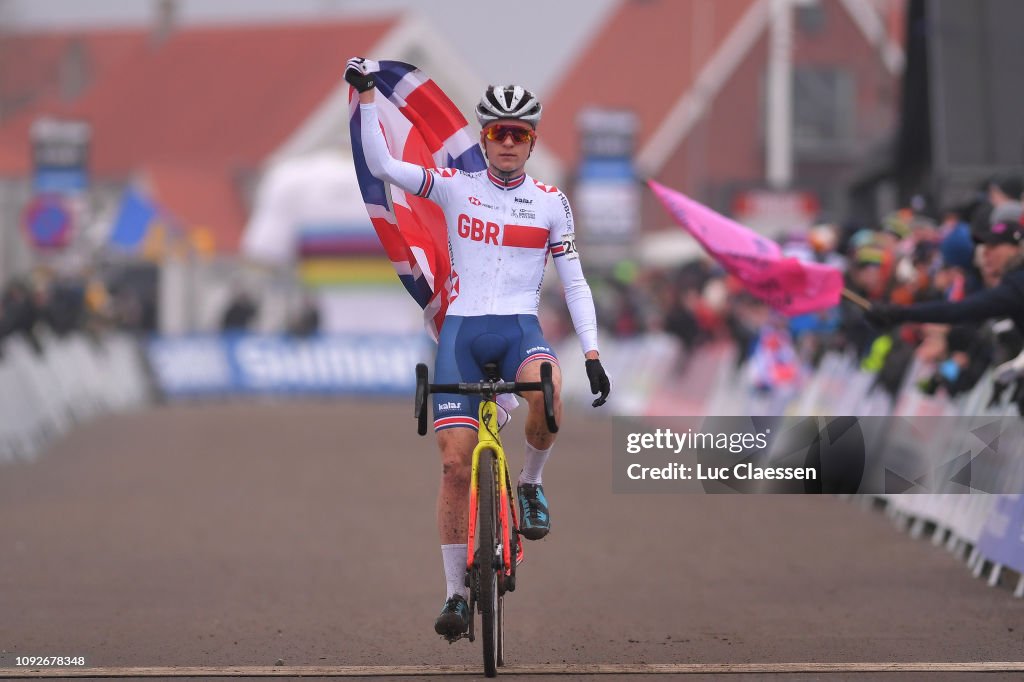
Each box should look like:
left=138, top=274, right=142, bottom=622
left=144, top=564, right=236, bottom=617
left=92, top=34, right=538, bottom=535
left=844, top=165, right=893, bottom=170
left=465, top=398, right=521, bottom=578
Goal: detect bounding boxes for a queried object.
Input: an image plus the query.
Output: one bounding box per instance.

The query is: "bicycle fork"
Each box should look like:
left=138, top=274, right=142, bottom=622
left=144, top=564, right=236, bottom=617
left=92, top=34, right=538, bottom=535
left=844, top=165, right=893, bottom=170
left=465, top=415, right=523, bottom=592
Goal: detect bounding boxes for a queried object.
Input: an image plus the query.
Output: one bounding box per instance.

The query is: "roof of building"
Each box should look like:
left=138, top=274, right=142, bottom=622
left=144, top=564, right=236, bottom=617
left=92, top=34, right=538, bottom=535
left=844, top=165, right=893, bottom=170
left=541, top=0, right=904, bottom=175
left=1, top=19, right=396, bottom=175
left=0, top=2, right=906, bottom=251
left=0, top=19, right=395, bottom=250
left=542, top=0, right=760, bottom=171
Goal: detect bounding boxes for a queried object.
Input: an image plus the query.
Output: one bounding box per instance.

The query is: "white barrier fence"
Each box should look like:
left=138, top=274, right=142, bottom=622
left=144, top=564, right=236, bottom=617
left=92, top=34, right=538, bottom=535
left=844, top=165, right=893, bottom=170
left=700, top=346, right=1024, bottom=598
left=555, top=333, right=683, bottom=414
left=5, top=326, right=1021, bottom=595
left=0, top=331, right=152, bottom=463
left=0, top=329, right=682, bottom=463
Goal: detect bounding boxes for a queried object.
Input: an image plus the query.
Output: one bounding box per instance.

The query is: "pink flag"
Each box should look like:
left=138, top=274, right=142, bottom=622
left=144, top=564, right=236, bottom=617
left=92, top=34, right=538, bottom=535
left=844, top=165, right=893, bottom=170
left=649, top=180, right=843, bottom=315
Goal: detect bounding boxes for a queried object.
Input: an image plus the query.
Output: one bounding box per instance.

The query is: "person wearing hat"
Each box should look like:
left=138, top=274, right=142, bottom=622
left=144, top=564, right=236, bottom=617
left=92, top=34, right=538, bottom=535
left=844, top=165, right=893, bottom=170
left=881, top=209, right=912, bottom=243
left=986, top=173, right=1023, bottom=236
left=936, top=220, right=982, bottom=297
left=866, top=219, right=1024, bottom=335
left=988, top=172, right=1023, bottom=206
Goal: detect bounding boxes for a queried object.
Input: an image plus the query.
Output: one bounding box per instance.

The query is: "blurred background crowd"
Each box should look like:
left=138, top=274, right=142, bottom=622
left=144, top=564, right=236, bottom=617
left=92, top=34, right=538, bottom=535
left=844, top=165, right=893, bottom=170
left=1, top=0, right=1022, bottom=411
left=538, top=171, right=1022, bottom=411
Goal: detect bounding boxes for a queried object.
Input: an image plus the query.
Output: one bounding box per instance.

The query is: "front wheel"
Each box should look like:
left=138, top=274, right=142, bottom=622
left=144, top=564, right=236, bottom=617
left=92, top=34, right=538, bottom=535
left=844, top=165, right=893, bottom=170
left=477, top=449, right=500, bottom=677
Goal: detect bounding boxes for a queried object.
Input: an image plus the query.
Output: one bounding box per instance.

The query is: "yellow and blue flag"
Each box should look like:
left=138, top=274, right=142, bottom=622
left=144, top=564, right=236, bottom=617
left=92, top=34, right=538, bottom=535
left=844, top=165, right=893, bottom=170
left=108, top=186, right=160, bottom=251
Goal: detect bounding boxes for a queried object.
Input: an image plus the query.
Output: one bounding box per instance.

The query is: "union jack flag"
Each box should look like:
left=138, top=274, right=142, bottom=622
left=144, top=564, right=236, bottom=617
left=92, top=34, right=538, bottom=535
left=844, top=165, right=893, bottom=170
left=348, top=61, right=486, bottom=339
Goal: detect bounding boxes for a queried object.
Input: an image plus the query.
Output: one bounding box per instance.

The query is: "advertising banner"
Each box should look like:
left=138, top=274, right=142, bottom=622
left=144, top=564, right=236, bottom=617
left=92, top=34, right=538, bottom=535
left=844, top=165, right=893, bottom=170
left=975, top=495, right=1024, bottom=574
left=575, top=108, right=640, bottom=250
left=147, top=334, right=428, bottom=397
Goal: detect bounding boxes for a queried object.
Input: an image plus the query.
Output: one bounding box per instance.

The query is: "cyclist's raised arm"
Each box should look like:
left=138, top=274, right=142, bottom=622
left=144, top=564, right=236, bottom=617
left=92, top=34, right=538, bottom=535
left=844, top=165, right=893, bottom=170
left=358, top=102, right=433, bottom=197
left=346, top=57, right=443, bottom=201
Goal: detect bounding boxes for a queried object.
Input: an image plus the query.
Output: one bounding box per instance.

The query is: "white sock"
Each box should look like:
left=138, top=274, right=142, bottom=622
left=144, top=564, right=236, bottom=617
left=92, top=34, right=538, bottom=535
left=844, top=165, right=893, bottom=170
left=519, top=442, right=552, bottom=485
left=441, top=544, right=468, bottom=599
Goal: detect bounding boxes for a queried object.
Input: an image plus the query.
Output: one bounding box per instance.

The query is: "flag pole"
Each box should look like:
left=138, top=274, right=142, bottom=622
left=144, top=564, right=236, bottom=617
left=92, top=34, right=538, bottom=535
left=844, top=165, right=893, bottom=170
left=841, top=287, right=872, bottom=310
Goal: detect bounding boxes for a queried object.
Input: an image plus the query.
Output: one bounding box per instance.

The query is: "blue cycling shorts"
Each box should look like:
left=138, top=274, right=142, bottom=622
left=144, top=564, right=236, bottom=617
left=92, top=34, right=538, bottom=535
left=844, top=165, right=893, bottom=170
left=433, top=314, right=558, bottom=432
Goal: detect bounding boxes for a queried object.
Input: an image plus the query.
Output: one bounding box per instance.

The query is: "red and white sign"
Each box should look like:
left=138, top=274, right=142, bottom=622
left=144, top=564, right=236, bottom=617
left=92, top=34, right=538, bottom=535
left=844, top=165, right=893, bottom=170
left=732, top=189, right=819, bottom=236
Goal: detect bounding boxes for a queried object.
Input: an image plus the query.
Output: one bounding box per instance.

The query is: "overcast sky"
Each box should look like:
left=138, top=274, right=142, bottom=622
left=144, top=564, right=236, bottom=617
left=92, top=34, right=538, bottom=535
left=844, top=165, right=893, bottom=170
left=2, top=0, right=620, bottom=95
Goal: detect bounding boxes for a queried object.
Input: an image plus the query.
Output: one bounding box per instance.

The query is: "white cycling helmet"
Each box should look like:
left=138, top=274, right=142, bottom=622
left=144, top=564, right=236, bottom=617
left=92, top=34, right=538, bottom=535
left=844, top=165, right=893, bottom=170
left=475, top=85, right=542, bottom=129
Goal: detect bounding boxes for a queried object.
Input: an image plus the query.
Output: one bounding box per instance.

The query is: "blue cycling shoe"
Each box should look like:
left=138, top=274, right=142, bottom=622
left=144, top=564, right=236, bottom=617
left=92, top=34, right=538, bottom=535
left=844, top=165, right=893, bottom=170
left=517, top=482, right=550, bottom=540
left=434, top=594, right=470, bottom=638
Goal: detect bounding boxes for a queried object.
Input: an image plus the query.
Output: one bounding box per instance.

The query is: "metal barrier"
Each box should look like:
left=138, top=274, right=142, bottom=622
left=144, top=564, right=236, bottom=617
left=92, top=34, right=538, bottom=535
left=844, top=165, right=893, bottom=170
left=691, top=345, right=1024, bottom=598
left=6, top=326, right=1021, bottom=597
left=0, top=331, right=152, bottom=463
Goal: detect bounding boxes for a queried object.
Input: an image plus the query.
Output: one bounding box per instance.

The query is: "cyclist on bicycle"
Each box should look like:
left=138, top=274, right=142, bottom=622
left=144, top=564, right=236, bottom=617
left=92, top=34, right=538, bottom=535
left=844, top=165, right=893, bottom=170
left=345, top=58, right=611, bottom=638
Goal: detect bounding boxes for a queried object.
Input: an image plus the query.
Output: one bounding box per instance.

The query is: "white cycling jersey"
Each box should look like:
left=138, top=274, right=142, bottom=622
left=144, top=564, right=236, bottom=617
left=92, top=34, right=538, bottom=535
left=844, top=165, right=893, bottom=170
left=359, top=103, right=598, bottom=353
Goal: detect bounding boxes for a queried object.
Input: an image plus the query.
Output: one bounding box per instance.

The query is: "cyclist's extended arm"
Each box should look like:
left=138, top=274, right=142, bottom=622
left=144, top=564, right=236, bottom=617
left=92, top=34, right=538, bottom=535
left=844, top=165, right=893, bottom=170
left=549, top=192, right=598, bottom=357
left=560, top=268, right=599, bottom=360
left=548, top=192, right=610, bottom=405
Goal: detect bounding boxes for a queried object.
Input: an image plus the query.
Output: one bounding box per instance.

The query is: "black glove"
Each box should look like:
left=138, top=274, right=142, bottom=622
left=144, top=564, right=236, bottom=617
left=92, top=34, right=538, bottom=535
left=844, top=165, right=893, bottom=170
left=585, top=358, right=611, bottom=407
left=864, top=302, right=904, bottom=329
left=344, top=57, right=377, bottom=93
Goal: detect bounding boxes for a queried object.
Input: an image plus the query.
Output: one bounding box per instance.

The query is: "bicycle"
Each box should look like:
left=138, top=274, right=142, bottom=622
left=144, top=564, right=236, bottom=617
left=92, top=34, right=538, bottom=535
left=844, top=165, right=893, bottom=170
left=414, top=360, right=558, bottom=678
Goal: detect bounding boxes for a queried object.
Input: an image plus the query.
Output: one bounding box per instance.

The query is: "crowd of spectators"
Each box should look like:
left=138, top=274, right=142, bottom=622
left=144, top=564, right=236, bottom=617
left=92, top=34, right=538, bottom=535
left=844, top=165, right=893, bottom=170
left=0, top=265, right=158, bottom=359
left=847, top=175, right=1023, bottom=410
left=8, top=172, right=1022, bottom=417
left=542, top=173, right=1024, bottom=414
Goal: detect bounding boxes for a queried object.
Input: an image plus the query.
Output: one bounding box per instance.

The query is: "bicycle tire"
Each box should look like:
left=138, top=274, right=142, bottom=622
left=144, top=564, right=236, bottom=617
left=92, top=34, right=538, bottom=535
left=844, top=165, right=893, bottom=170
left=477, top=448, right=500, bottom=677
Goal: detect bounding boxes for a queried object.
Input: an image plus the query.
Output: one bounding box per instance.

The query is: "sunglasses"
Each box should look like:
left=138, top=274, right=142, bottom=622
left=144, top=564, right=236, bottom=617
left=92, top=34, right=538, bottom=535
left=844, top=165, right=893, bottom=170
left=484, top=125, right=535, bottom=144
